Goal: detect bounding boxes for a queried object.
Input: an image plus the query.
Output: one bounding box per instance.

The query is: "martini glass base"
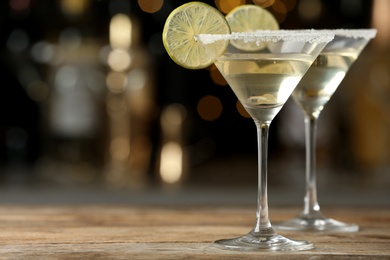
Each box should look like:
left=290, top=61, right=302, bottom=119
left=274, top=214, right=359, bottom=232
left=214, top=232, right=313, bottom=251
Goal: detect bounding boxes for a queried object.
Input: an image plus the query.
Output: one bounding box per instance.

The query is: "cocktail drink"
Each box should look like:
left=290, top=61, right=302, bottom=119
left=162, top=2, right=333, bottom=251
left=274, top=29, right=377, bottom=232
left=197, top=30, right=334, bottom=250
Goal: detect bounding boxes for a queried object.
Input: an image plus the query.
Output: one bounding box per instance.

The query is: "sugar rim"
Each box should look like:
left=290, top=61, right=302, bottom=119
left=195, top=29, right=335, bottom=45
left=324, top=29, right=377, bottom=39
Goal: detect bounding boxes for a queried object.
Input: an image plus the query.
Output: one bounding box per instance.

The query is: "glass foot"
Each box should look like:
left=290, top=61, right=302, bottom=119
left=274, top=214, right=359, bottom=232
left=214, top=232, right=313, bottom=251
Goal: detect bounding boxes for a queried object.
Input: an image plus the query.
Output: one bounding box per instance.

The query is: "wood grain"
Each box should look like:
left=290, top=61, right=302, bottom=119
left=0, top=205, right=388, bottom=259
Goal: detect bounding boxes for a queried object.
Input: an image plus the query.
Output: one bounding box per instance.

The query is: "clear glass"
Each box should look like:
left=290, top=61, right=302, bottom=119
left=198, top=30, right=334, bottom=251
left=274, top=29, right=377, bottom=232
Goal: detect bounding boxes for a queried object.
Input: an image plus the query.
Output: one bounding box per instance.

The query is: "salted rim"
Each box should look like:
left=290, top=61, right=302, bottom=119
left=195, top=29, right=335, bottom=45
left=325, top=29, right=377, bottom=39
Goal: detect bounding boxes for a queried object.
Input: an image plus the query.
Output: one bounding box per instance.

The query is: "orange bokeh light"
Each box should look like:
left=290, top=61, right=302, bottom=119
left=197, top=95, right=223, bottom=121
left=236, top=100, right=251, bottom=118
left=215, top=0, right=245, bottom=14
left=137, top=0, right=163, bottom=13
left=253, top=0, right=275, bottom=8
left=210, top=65, right=228, bottom=86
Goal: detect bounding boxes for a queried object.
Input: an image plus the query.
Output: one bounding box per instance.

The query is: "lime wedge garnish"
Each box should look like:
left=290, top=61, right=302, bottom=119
left=162, top=2, right=230, bottom=70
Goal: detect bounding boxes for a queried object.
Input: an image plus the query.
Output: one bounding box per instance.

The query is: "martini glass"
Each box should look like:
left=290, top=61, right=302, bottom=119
left=274, top=29, right=377, bottom=232
left=197, top=30, right=334, bottom=251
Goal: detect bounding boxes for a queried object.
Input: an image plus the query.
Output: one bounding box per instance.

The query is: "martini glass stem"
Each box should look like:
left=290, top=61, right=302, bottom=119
left=273, top=111, right=358, bottom=232
left=303, top=114, right=321, bottom=216
left=253, top=120, right=275, bottom=235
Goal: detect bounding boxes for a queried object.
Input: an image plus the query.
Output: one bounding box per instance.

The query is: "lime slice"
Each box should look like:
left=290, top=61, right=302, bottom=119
left=162, top=2, right=230, bottom=70
left=248, top=94, right=277, bottom=105
left=226, top=5, right=279, bottom=51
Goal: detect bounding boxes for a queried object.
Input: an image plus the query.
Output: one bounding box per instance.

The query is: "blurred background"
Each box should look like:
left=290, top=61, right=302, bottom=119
left=0, top=0, right=388, bottom=205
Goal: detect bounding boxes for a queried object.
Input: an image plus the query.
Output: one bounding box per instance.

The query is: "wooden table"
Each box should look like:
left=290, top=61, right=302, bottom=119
left=0, top=205, right=388, bottom=259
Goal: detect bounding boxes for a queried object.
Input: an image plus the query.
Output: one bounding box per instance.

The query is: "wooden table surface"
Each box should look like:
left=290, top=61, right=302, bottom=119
left=0, top=205, right=388, bottom=259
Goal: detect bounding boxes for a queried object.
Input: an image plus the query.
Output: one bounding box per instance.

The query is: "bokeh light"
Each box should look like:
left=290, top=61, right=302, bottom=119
left=298, top=0, right=322, bottom=22
left=59, top=28, right=82, bottom=49
left=271, top=0, right=288, bottom=23
left=7, top=29, right=29, bottom=53
left=159, top=141, right=183, bottom=183
left=210, top=65, right=227, bottom=86
left=27, top=80, right=49, bottom=102
left=197, top=95, right=223, bottom=121
left=159, top=104, right=186, bottom=184
left=110, top=14, right=132, bottom=50
left=107, top=49, right=131, bottom=72
left=127, top=69, right=147, bottom=91
left=253, top=0, right=275, bottom=8
left=55, top=65, right=78, bottom=91
left=215, top=0, right=245, bottom=14
left=9, top=0, right=31, bottom=11
left=106, top=71, right=127, bottom=93
left=371, top=0, right=390, bottom=49
left=60, top=0, right=90, bottom=16
left=31, top=41, right=55, bottom=64
left=106, top=95, right=127, bottom=116
left=161, top=104, right=186, bottom=136
left=110, top=137, right=130, bottom=161
left=254, top=0, right=296, bottom=24
left=137, top=0, right=164, bottom=14
left=236, top=100, right=251, bottom=118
